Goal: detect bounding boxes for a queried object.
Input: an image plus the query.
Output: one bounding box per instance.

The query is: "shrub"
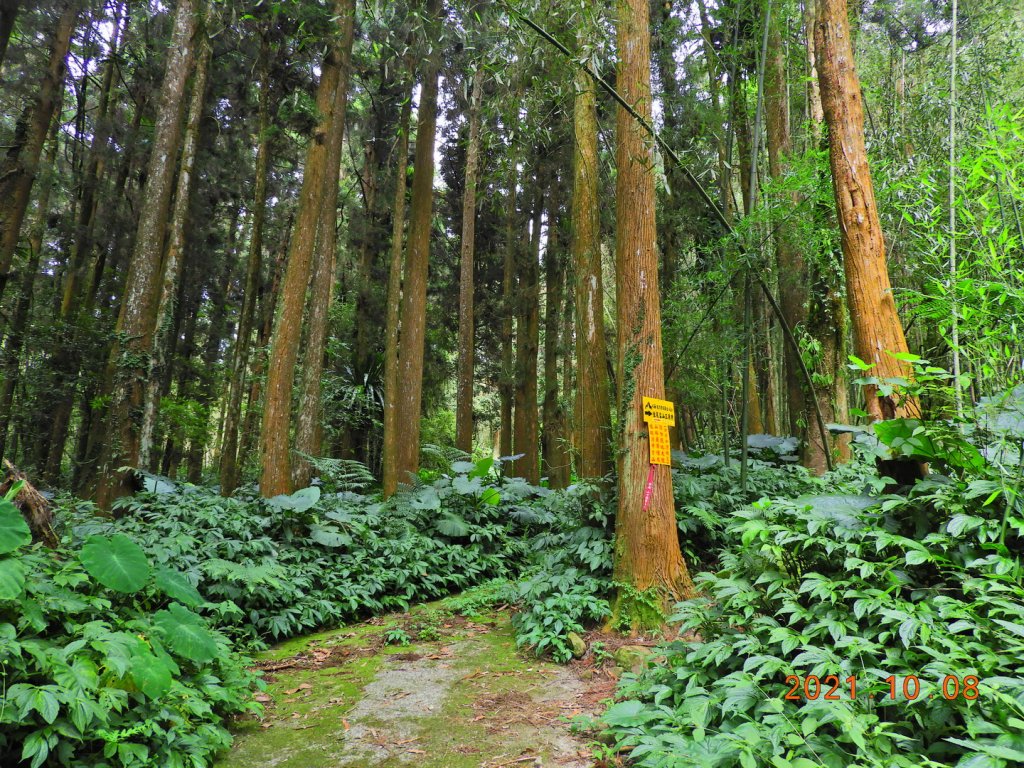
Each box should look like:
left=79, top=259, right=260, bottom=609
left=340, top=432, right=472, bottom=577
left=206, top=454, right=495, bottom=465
left=600, top=464, right=1024, bottom=767
left=0, top=501, right=260, bottom=768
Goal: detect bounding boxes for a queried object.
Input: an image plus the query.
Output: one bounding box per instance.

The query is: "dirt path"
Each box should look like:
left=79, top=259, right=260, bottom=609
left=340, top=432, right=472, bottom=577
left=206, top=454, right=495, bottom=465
left=215, top=589, right=615, bottom=768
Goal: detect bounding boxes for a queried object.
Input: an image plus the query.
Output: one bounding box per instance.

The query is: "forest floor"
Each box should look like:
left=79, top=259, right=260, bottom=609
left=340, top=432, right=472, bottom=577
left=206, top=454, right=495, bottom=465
left=215, top=592, right=619, bottom=768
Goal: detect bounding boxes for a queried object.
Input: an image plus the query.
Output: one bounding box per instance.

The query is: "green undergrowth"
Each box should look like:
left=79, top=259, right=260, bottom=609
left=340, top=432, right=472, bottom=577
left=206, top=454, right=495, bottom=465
left=600, top=420, right=1024, bottom=767
left=0, top=457, right=558, bottom=768
left=0, top=498, right=260, bottom=768
left=508, top=459, right=823, bottom=662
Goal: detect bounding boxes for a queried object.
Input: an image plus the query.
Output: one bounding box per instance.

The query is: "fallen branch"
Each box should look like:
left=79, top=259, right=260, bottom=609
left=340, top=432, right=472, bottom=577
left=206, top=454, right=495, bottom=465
left=2, top=460, right=58, bottom=547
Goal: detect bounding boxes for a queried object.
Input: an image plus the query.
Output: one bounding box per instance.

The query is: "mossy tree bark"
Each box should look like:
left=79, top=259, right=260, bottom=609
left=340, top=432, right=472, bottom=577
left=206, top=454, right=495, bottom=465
left=611, top=0, right=696, bottom=625
left=382, top=77, right=413, bottom=498
left=259, top=8, right=346, bottom=497
left=391, top=0, right=442, bottom=487
left=0, top=0, right=78, bottom=303
left=139, top=19, right=211, bottom=469
left=765, top=12, right=808, bottom=441
left=498, top=164, right=519, bottom=461
left=543, top=172, right=571, bottom=489
left=220, top=28, right=272, bottom=496
left=803, top=0, right=850, bottom=473
left=571, top=56, right=612, bottom=481
left=512, top=180, right=542, bottom=484
left=455, top=67, right=484, bottom=454
left=294, top=0, right=355, bottom=487
left=0, top=108, right=61, bottom=464
left=94, top=0, right=196, bottom=508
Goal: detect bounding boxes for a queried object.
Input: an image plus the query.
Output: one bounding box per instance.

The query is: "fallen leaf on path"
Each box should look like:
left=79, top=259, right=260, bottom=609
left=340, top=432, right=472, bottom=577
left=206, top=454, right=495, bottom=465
left=253, top=693, right=272, bottom=702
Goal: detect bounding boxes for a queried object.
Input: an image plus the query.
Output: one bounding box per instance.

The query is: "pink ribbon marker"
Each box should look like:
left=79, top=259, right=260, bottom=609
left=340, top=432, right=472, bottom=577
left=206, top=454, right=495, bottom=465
left=642, top=464, right=656, bottom=511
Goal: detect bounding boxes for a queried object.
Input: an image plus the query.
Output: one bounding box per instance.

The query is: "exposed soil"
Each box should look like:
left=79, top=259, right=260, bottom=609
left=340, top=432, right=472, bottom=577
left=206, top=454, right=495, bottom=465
left=215, top=590, right=611, bottom=768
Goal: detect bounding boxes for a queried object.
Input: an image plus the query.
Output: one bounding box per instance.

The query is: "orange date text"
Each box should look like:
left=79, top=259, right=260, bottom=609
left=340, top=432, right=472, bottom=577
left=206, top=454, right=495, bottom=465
left=783, top=674, right=980, bottom=701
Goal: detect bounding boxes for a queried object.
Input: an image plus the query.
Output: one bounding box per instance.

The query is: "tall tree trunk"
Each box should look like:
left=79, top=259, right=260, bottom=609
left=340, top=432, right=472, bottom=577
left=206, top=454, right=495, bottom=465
left=455, top=67, right=483, bottom=454
left=0, top=0, right=77, bottom=303
left=734, top=107, right=765, bottom=438
left=140, top=20, right=211, bottom=468
left=60, top=2, right=124, bottom=321
left=185, top=256, right=235, bottom=483
left=258, top=15, right=346, bottom=497
left=803, top=0, right=850, bottom=472
left=765, top=11, right=807, bottom=439
left=381, top=79, right=413, bottom=497
left=804, top=0, right=824, bottom=148
left=0, top=0, right=20, bottom=72
left=0, top=108, right=60, bottom=463
left=240, top=218, right=290, bottom=475
left=94, top=0, right=197, bottom=508
left=392, top=0, right=441, bottom=487
left=44, top=6, right=125, bottom=478
left=219, top=30, right=271, bottom=495
left=560, top=260, right=575, bottom=464
left=571, top=60, right=612, bottom=481
left=542, top=176, right=570, bottom=489
left=498, top=166, right=518, bottom=461
left=612, top=0, right=695, bottom=625
left=815, top=0, right=915, bottom=420
left=512, top=181, right=542, bottom=484
left=294, top=0, right=356, bottom=487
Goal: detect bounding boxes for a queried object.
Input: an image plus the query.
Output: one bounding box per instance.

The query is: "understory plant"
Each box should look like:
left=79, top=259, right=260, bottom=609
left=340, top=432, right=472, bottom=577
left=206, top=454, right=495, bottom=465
left=601, top=417, right=1024, bottom=767
left=0, top=500, right=259, bottom=768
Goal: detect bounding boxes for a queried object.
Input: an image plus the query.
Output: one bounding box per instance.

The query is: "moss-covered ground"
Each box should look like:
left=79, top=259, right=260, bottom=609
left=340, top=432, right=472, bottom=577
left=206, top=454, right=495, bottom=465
left=215, top=586, right=604, bottom=767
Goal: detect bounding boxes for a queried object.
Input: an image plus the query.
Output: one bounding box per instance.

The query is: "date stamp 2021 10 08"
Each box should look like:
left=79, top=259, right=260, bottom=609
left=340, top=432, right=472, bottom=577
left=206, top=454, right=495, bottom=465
left=783, top=674, right=980, bottom=701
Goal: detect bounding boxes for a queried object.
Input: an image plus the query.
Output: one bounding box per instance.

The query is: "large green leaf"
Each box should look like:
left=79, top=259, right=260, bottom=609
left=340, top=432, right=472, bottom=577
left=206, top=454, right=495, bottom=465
left=154, top=568, right=202, bottom=607
left=130, top=648, right=173, bottom=699
left=0, top=501, right=30, bottom=554
left=152, top=603, right=219, bottom=663
left=80, top=534, right=151, bottom=593
left=435, top=513, right=470, bottom=537
left=309, top=524, right=351, bottom=548
left=411, top=487, right=441, bottom=510
left=265, top=486, right=320, bottom=513
left=0, top=557, right=25, bottom=600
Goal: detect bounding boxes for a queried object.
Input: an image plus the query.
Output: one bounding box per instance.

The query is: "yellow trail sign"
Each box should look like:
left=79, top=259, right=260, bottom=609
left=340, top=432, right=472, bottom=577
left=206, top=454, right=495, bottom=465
left=648, top=422, right=671, bottom=465
left=642, top=396, right=675, bottom=426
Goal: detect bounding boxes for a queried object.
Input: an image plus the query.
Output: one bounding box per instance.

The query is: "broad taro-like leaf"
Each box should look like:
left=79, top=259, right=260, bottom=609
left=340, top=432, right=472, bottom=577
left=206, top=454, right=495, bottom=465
left=309, top=524, right=351, bottom=548
left=130, top=647, right=173, bottom=699
left=410, top=486, right=441, bottom=511
left=265, top=486, right=321, bottom=513
left=435, top=513, right=470, bottom=537
left=469, top=457, right=494, bottom=479
left=154, top=568, right=203, bottom=607
left=452, top=475, right=482, bottom=495
left=602, top=700, right=656, bottom=728
left=152, top=603, right=219, bottom=663
left=0, top=501, right=30, bottom=554
left=80, top=534, right=151, bottom=593
left=0, top=557, right=26, bottom=600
